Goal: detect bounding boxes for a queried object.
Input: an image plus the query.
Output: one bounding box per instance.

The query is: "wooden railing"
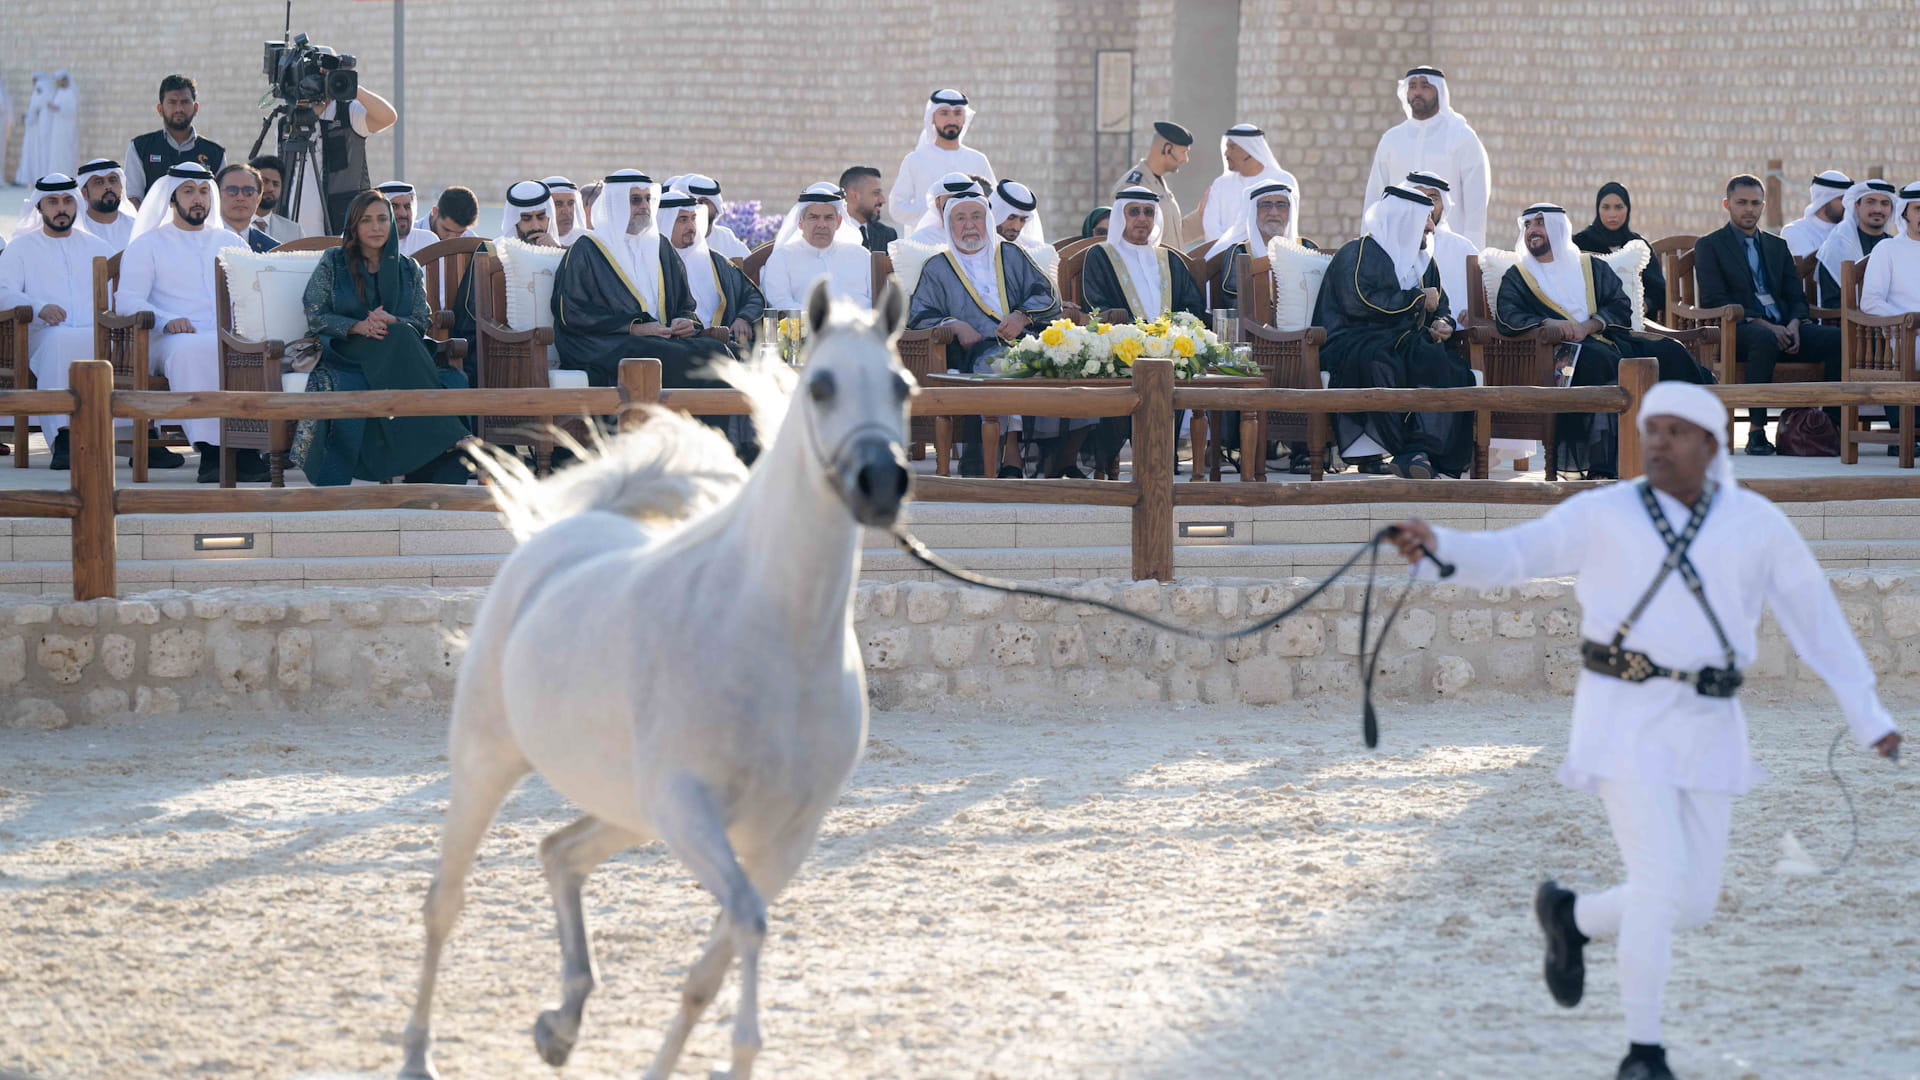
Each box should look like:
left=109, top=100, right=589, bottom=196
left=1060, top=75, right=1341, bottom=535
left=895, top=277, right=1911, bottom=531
left=13, top=354, right=1920, bottom=599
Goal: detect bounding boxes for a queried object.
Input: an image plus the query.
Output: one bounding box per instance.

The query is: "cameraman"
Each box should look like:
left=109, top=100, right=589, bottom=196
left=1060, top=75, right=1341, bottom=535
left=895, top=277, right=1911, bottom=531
left=283, top=60, right=396, bottom=236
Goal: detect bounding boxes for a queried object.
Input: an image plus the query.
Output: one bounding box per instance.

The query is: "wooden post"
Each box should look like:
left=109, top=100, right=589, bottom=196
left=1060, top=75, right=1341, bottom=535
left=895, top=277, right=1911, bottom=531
left=1130, top=359, right=1174, bottom=582
left=1616, top=354, right=1658, bottom=481
left=617, top=357, right=663, bottom=433
left=1764, top=159, right=1784, bottom=231
left=69, top=360, right=117, bottom=600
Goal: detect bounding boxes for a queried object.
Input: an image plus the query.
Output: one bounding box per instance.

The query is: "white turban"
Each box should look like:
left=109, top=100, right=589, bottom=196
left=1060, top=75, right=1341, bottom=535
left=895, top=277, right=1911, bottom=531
left=916, top=88, right=975, bottom=152
left=1637, top=380, right=1735, bottom=492
left=1516, top=203, right=1588, bottom=322
left=990, top=179, right=1045, bottom=248
left=129, top=162, right=221, bottom=242
left=1362, top=185, right=1434, bottom=289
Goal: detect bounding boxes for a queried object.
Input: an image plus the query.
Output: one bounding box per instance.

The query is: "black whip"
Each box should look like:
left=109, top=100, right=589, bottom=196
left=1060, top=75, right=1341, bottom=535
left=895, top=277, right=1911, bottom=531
left=890, top=524, right=1454, bottom=748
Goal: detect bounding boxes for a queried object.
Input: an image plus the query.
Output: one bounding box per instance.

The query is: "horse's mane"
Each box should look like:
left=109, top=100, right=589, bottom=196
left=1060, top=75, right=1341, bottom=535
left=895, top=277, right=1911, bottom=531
left=468, top=350, right=796, bottom=542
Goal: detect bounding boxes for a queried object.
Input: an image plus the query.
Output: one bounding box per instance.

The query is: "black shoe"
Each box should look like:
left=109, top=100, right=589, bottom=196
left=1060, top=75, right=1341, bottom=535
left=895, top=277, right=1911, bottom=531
left=1047, top=466, right=1088, bottom=480
left=195, top=445, right=219, bottom=483
left=1354, top=456, right=1389, bottom=475
left=1745, top=430, right=1776, bottom=456
left=1616, top=1046, right=1675, bottom=1080
left=1289, top=458, right=1312, bottom=475
left=235, top=449, right=271, bottom=484
left=49, top=430, right=70, bottom=470
left=996, top=465, right=1023, bottom=479
left=147, top=442, right=186, bottom=469
left=1535, top=879, right=1588, bottom=1008
left=1393, top=451, right=1434, bottom=479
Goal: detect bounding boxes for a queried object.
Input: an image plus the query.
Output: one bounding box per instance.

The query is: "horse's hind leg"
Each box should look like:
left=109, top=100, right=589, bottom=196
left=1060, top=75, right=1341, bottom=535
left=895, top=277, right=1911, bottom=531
left=532, top=814, right=640, bottom=1067
left=399, top=713, right=530, bottom=1079
left=642, top=775, right=768, bottom=1080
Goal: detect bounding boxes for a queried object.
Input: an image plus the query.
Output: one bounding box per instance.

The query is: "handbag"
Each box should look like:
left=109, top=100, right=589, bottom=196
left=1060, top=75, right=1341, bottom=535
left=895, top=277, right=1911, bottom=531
left=1776, top=407, right=1839, bottom=457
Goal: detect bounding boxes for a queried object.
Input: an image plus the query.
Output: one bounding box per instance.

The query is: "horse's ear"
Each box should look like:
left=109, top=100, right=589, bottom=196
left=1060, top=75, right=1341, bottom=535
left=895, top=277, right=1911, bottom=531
left=803, top=277, right=834, bottom=338
left=874, top=278, right=908, bottom=340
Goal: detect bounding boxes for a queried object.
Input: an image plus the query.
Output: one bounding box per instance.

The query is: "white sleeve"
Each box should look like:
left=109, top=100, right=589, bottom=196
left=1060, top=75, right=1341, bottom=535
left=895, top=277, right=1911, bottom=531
left=1763, top=510, right=1899, bottom=749
left=1420, top=498, right=1591, bottom=589
left=888, top=155, right=923, bottom=228
left=760, top=249, right=796, bottom=310
left=1361, top=139, right=1390, bottom=224
left=123, top=141, right=147, bottom=203
left=1455, top=134, right=1491, bottom=249
left=115, top=242, right=185, bottom=328
left=1860, top=250, right=1895, bottom=316
left=346, top=100, right=372, bottom=137
left=0, top=245, right=35, bottom=310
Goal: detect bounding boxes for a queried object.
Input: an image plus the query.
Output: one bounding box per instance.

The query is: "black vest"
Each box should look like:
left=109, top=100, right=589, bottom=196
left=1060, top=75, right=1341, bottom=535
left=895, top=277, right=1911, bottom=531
left=129, top=130, right=226, bottom=197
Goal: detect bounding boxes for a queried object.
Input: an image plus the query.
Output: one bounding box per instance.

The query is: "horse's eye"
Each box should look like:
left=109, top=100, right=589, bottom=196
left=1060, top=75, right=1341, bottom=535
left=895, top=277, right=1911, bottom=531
left=809, top=371, right=837, bottom=404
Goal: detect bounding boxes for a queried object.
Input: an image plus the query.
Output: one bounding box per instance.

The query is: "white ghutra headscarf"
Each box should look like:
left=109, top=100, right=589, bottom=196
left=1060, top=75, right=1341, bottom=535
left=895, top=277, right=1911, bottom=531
left=592, top=169, right=665, bottom=315
left=990, top=179, right=1045, bottom=248
left=13, top=173, right=79, bottom=237
left=774, top=182, right=862, bottom=248
left=660, top=190, right=720, bottom=324
left=499, top=179, right=553, bottom=241
left=1516, top=203, right=1588, bottom=322
left=912, top=172, right=986, bottom=238
left=1815, top=179, right=1897, bottom=288
left=130, top=162, right=221, bottom=242
left=1207, top=179, right=1296, bottom=259
left=1362, top=185, right=1434, bottom=289
left=916, top=88, right=976, bottom=152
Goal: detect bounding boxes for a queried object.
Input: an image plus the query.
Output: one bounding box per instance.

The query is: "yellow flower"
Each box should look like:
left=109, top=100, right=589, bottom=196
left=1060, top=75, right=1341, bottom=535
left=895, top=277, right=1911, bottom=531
left=1039, top=325, right=1067, bottom=347
left=1171, top=335, right=1196, bottom=358
left=1112, top=337, right=1144, bottom=365
left=1094, top=322, right=1111, bottom=334
left=1049, top=318, right=1077, bottom=332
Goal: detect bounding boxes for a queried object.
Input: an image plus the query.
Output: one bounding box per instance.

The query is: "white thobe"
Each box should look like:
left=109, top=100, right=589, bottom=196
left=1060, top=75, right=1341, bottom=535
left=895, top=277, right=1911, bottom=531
left=116, top=225, right=238, bottom=445
left=678, top=248, right=723, bottom=325
left=80, top=212, right=136, bottom=252
left=398, top=228, right=438, bottom=258
left=14, top=82, right=48, bottom=186
left=887, top=145, right=995, bottom=229
left=1429, top=225, right=1479, bottom=322
left=1781, top=215, right=1836, bottom=259
left=0, top=228, right=115, bottom=434
left=1201, top=167, right=1298, bottom=243
left=760, top=240, right=871, bottom=310
left=706, top=224, right=749, bottom=260
left=40, top=84, right=79, bottom=178
left=1363, top=114, right=1491, bottom=247
left=1112, top=241, right=1166, bottom=312
left=1425, top=481, right=1896, bottom=796
left=1860, top=232, right=1920, bottom=318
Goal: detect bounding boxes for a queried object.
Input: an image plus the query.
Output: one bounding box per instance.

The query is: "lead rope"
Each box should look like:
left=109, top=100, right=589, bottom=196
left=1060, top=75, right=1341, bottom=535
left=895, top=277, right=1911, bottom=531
left=890, top=524, right=1451, bottom=749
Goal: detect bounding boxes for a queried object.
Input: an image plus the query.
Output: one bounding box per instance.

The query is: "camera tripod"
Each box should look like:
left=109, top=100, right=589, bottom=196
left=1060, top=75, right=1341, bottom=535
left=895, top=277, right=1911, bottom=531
left=248, top=101, right=324, bottom=231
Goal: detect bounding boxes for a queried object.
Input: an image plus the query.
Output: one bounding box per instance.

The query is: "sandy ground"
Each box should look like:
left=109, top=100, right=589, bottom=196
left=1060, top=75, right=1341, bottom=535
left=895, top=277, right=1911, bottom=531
left=0, top=697, right=1916, bottom=1080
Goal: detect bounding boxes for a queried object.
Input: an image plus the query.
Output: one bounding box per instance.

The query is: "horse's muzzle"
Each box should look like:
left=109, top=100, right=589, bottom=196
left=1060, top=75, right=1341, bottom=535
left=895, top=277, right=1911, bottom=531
left=839, top=436, right=912, bottom=527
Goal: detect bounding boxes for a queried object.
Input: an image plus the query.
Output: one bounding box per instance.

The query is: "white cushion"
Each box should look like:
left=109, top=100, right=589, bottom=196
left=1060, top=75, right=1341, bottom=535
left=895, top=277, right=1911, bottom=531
left=1267, top=238, right=1334, bottom=331
left=220, top=248, right=326, bottom=343
left=1021, top=242, right=1060, bottom=294
left=547, top=368, right=589, bottom=389
left=887, top=237, right=945, bottom=299
left=1481, top=241, right=1650, bottom=334
left=281, top=372, right=309, bottom=393
left=496, top=237, right=567, bottom=332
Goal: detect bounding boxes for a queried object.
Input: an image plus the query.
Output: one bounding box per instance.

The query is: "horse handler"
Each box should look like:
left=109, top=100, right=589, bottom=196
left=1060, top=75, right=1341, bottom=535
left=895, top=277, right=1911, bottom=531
left=1388, top=380, right=1901, bottom=1080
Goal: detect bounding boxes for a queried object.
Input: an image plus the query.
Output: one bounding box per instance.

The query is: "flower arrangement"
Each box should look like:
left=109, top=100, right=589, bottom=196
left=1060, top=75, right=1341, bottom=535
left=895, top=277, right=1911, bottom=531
left=996, top=311, right=1246, bottom=379
left=775, top=315, right=807, bottom=364
left=716, top=200, right=783, bottom=247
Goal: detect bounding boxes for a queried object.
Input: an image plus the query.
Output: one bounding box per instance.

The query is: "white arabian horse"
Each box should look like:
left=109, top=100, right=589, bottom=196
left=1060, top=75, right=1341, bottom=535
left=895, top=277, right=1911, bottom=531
left=399, top=278, right=915, bottom=1079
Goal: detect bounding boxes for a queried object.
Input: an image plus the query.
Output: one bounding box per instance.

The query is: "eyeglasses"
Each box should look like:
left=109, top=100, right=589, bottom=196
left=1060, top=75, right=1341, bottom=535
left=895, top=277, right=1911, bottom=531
left=221, top=185, right=259, bottom=197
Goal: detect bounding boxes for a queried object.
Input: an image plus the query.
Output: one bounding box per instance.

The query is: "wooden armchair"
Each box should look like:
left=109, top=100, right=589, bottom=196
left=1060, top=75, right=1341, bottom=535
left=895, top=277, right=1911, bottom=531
left=1199, top=247, right=1232, bottom=315
left=1838, top=256, right=1919, bottom=467
left=1237, top=253, right=1329, bottom=481
left=93, top=253, right=190, bottom=482
left=470, top=251, right=569, bottom=473
left=0, top=304, right=32, bottom=463
left=269, top=236, right=342, bottom=254
left=1797, top=253, right=1840, bottom=325
left=1056, top=238, right=1097, bottom=322
left=742, top=242, right=774, bottom=287
left=1666, top=245, right=1823, bottom=444
left=1648, top=234, right=1696, bottom=317
left=413, top=238, right=481, bottom=379
left=896, top=324, right=955, bottom=469
left=1461, top=255, right=1566, bottom=480
left=213, top=261, right=294, bottom=486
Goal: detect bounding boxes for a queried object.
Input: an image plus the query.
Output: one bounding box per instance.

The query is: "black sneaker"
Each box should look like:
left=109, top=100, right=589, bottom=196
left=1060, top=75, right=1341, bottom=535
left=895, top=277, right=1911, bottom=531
left=996, top=465, right=1023, bottom=479
left=1745, top=430, right=1776, bottom=456
left=1535, top=879, right=1588, bottom=1008
left=235, top=449, right=271, bottom=484
left=1393, top=451, right=1434, bottom=479
left=1616, top=1047, right=1676, bottom=1080
left=195, top=444, right=220, bottom=483
left=49, top=430, right=70, bottom=471
left=147, top=442, right=186, bottom=469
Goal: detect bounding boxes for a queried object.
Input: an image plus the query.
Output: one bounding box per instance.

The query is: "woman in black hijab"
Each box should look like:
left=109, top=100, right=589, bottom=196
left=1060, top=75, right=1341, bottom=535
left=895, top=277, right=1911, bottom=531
left=1572, top=181, right=1666, bottom=322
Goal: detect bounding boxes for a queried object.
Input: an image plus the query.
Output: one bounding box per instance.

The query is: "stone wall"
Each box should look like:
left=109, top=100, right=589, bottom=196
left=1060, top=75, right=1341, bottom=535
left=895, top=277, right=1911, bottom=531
left=9, top=2, right=1913, bottom=246
left=3, top=572, right=1916, bottom=728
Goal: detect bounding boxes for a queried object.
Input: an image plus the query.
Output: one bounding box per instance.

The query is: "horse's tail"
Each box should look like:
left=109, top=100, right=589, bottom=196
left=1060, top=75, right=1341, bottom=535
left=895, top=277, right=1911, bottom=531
left=467, top=351, right=795, bottom=542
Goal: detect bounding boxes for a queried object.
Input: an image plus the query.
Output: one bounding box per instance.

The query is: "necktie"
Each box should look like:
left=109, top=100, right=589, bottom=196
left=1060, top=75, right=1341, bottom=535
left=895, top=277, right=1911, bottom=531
left=1744, top=235, right=1780, bottom=321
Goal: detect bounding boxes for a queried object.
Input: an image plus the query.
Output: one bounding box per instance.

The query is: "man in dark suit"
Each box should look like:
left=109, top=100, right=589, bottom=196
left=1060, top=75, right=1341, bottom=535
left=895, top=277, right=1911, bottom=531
left=1693, top=174, right=1841, bottom=455
left=841, top=166, right=897, bottom=253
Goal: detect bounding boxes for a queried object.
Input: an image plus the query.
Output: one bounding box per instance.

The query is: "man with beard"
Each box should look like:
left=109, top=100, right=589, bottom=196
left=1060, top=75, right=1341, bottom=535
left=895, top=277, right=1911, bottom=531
left=1404, top=170, right=1477, bottom=326
left=499, top=180, right=557, bottom=246
left=248, top=154, right=308, bottom=246
left=1781, top=170, right=1852, bottom=257
left=1314, top=184, right=1473, bottom=479
left=1199, top=124, right=1296, bottom=243
left=1813, top=179, right=1896, bottom=308
left=216, top=164, right=277, bottom=252
left=1114, top=122, right=1196, bottom=248
left=904, top=173, right=986, bottom=245
left=541, top=176, right=591, bottom=248
left=375, top=180, right=430, bottom=256
left=1495, top=204, right=1710, bottom=479
left=661, top=190, right=761, bottom=348
left=124, top=75, right=224, bottom=203
left=72, top=158, right=135, bottom=251
left=1692, top=175, right=1843, bottom=455
left=889, top=89, right=996, bottom=229
left=840, top=165, right=896, bottom=254
left=119, top=163, right=263, bottom=481
left=550, top=170, right=730, bottom=389
left=0, top=175, right=164, bottom=469
left=1211, top=179, right=1309, bottom=310
left=1081, top=186, right=1205, bottom=323
left=422, top=186, right=480, bottom=248
left=1364, top=67, right=1490, bottom=247
left=672, top=174, right=749, bottom=259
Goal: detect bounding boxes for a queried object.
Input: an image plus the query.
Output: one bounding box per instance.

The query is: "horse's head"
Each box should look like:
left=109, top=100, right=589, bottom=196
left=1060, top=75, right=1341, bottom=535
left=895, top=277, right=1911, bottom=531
left=797, top=276, right=916, bottom=527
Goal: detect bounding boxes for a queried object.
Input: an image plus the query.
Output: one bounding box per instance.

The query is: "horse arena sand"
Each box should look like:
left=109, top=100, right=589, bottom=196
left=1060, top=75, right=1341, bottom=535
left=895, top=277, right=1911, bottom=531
left=2, top=698, right=1916, bottom=1079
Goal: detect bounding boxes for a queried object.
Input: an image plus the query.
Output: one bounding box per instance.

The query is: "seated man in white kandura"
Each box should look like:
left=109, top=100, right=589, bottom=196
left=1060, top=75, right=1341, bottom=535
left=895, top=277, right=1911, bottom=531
left=1389, top=381, right=1901, bottom=1080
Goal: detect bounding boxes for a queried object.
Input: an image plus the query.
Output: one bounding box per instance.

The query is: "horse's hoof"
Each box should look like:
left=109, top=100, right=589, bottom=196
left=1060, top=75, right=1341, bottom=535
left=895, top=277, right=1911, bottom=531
left=533, top=1009, right=576, bottom=1067
left=397, top=1066, right=438, bottom=1080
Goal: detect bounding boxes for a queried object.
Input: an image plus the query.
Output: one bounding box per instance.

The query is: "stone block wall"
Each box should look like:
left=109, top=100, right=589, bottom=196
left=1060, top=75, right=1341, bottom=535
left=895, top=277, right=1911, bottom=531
left=1, top=571, right=1914, bottom=728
